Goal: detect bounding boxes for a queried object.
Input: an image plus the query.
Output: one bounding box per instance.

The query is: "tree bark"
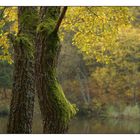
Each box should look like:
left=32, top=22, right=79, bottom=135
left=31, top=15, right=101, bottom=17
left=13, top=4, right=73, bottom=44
left=7, top=7, right=38, bottom=133
left=35, top=7, right=77, bottom=133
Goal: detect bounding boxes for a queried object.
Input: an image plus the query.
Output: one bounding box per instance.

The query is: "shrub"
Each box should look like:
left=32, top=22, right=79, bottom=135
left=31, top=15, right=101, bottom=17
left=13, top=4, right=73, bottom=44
left=122, top=105, right=140, bottom=119
left=0, top=105, right=9, bottom=117
left=106, top=105, right=119, bottom=118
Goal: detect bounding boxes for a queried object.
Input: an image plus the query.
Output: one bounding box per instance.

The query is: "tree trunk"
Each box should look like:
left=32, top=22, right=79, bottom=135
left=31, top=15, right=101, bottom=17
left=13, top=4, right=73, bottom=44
left=3, top=88, right=7, bottom=99
left=132, top=86, right=136, bottom=105
left=7, top=7, right=38, bottom=133
left=35, top=7, right=77, bottom=133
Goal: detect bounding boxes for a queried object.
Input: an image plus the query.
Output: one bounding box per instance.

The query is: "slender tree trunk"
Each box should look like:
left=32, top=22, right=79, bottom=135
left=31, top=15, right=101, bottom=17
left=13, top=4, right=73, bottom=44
left=7, top=7, right=38, bottom=133
left=35, top=7, right=77, bottom=133
left=132, top=86, right=136, bottom=105
left=3, top=88, right=7, bottom=99
left=76, top=73, right=88, bottom=104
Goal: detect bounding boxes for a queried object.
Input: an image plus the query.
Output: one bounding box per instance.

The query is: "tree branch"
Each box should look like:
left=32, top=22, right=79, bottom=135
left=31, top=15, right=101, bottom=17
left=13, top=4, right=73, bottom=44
left=53, top=6, right=67, bottom=33
left=86, top=7, right=99, bottom=17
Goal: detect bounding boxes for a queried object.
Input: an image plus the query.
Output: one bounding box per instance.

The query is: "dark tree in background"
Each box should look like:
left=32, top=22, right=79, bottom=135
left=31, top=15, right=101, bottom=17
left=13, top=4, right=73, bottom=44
left=0, top=61, right=13, bottom=98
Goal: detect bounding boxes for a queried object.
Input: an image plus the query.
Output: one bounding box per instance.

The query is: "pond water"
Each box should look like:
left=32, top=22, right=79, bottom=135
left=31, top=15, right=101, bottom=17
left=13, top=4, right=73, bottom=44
left=69, top=117, right=140, bottom=134
left=1, top=115, right=140, bottom=134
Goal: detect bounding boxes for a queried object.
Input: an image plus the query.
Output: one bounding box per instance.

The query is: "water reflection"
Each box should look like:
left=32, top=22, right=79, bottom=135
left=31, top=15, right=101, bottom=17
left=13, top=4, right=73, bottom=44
left=69, top=117, right=140, bottom=134
left=1, top=115, right=140, bottom=134
left=0, top=117, right=7, bottom=134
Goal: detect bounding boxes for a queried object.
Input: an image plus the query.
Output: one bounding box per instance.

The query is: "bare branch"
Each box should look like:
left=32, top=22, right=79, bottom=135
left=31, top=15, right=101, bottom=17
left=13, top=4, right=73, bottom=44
left=86, top=7, right=99, bottom=17
left=53, top=6, right=67, bottom=33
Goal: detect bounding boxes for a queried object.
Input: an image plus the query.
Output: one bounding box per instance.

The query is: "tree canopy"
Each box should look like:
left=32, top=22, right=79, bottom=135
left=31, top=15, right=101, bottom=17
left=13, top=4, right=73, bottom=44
left=60, top=7, right=133, bottom=64
left=0, top=7, right=134, bottom=64
left=0, top=7, right=17, bottom=63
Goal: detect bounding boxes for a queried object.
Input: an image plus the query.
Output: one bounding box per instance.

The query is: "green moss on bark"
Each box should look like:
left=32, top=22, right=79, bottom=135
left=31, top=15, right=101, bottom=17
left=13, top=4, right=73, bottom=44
left=36, top=7, right=78, bottom=133
left=43, top=32, right=78, bottom=132
left=15, top=33, right=34, bottom=58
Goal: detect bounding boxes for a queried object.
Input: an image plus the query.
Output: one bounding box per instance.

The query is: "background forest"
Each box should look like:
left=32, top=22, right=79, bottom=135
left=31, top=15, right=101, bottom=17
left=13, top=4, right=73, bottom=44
left=0, top=7, right=140, bottom=133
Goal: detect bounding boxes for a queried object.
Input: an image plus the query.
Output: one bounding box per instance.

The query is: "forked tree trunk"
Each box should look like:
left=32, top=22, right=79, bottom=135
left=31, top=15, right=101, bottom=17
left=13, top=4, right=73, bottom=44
left=35, top=7, right=77, bottom=133
left=7, top=7, right=38, bottom=133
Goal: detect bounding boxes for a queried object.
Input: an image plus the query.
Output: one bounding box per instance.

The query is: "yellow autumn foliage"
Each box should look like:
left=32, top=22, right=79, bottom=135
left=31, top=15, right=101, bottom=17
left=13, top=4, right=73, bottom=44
left=0, top=7, right=18, bottom=63
left=60, top=7, right=133, bottom=64
left=0, top=7, right=133, bottom=64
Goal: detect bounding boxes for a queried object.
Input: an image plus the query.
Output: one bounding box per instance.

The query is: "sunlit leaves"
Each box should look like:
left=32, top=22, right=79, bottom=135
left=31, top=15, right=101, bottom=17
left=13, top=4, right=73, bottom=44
left=60, top=7, right=133, bottom=64
left=0, top=6, right=135, bottom=64
left=0, top=7, right=18, bottom=63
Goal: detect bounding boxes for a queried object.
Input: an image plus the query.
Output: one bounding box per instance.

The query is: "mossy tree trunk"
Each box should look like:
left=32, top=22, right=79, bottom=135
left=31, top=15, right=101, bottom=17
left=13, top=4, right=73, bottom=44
left=7, top=7, right=38, bottom=133
left=35, top=7, right=77, bottom=133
